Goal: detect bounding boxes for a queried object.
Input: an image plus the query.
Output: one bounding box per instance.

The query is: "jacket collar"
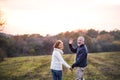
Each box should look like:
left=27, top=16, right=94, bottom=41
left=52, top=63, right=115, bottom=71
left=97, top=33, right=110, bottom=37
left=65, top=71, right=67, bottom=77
left=54, top=48, right=64, bottom=54
left=78, top=44, right=84, bottom=47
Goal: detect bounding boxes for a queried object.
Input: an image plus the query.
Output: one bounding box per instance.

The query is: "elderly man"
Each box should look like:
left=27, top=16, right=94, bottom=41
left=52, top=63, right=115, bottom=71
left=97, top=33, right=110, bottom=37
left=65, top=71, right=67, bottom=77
left=69, top=36, right=88, bottom=80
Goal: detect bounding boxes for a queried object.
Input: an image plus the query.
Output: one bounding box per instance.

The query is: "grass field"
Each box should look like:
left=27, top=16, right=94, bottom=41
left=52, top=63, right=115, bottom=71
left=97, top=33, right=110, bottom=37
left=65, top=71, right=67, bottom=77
left=0, top=52, right=120, bottom=80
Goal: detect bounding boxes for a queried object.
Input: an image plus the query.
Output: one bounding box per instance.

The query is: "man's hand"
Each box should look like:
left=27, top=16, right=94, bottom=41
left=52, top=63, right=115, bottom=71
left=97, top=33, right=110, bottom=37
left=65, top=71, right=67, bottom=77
left=71, top=63, right=75, bottom=69
left=69, top=38, right=73, bottom=44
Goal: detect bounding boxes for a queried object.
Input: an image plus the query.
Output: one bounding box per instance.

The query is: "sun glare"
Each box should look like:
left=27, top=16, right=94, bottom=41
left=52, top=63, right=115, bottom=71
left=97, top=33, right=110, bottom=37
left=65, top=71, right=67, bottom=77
left=1, top=0, right=120, bottom=35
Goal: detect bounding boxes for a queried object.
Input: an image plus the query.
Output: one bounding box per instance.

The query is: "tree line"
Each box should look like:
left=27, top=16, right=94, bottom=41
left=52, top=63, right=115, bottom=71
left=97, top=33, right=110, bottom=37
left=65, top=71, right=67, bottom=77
left=0, top=29, right=120, bottom=61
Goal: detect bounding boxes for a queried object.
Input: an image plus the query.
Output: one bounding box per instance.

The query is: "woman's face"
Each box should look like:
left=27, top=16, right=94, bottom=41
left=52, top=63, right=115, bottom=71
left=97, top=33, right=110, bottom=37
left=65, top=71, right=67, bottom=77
left=58, top=42, right=64, bottom=50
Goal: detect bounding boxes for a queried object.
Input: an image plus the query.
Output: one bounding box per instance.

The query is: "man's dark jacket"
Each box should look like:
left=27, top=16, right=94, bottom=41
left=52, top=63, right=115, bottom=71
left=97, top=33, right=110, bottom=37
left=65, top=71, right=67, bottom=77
left=69, top=44, right=88, bottom=68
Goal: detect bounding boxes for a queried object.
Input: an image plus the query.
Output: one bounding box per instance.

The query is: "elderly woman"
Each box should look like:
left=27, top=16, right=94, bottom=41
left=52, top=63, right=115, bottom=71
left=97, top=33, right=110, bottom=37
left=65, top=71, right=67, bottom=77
left=50, top=40, right=71, bottom=80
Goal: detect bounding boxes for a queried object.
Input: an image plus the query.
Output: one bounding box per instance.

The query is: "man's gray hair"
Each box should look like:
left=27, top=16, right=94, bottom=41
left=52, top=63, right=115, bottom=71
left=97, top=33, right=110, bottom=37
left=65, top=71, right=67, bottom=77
left=78, top=36, right=85, bottom=41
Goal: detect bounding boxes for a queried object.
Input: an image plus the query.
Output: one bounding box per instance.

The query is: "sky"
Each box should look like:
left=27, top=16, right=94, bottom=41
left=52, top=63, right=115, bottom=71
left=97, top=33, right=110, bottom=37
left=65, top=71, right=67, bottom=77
left=0, top=0, right=120, bottom=36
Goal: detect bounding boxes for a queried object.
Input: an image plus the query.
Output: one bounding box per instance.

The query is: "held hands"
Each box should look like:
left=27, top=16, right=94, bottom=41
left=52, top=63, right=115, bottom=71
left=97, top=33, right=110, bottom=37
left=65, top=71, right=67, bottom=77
left=69, top=64, right=75, bottom=71
left=69, top=67, right=73, bottom=71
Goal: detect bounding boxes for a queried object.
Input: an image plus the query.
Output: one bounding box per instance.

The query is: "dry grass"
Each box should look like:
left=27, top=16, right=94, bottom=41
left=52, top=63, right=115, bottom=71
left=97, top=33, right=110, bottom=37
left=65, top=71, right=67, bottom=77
left=0, top=52, right=120, bottom=80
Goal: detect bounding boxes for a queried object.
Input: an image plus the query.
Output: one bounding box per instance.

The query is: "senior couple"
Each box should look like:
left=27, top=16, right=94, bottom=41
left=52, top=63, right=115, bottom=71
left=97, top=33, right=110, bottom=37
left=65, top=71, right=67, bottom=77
left=50, top=36, right=88, bottom=80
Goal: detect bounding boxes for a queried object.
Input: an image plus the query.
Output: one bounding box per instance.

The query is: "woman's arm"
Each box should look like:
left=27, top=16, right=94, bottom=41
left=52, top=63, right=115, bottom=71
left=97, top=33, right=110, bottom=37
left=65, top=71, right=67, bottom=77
left=56, top=52, right=70, bottom=68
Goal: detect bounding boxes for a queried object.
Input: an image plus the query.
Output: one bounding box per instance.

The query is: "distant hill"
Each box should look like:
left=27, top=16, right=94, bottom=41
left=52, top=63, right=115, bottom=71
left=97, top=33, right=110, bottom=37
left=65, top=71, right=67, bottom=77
left=0, top=52, right=120, bottom=80
left=0, top=29, right=120, bottom=60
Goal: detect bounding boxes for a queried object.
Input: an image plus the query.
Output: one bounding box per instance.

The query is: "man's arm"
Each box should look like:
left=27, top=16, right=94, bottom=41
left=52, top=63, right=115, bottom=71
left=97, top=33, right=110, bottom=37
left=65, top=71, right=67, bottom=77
left=69, top=44, right=77, bottom=53
left=69, top=38, right=77, bottom=53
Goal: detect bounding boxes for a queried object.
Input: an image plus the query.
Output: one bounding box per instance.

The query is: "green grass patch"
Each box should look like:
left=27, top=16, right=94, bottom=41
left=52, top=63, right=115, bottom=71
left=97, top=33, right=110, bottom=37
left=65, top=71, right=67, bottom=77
left=0, top=52, right=120, bottom=80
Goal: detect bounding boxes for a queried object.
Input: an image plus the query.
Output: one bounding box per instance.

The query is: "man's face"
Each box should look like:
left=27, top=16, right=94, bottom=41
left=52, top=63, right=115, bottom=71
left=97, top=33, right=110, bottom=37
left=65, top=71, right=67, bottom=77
left=77, top=37, right=84, bottom=46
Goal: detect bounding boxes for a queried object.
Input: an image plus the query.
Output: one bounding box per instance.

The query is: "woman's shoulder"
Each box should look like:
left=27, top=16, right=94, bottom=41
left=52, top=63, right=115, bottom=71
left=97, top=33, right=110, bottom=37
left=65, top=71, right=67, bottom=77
left=53, top=50, right=60, bottom=55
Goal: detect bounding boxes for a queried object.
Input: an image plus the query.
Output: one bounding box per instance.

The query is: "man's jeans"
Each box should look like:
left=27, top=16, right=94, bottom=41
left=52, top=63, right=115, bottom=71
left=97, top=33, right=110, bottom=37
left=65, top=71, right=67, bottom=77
left=75, top=67, right=85, bottom=80
left=51, top=69, right=62, bottom=80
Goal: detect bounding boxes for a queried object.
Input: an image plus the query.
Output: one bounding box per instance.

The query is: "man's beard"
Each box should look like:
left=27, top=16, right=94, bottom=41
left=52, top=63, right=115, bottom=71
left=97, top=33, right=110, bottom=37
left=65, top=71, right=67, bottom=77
left=77, top=43, right=81, bottom=46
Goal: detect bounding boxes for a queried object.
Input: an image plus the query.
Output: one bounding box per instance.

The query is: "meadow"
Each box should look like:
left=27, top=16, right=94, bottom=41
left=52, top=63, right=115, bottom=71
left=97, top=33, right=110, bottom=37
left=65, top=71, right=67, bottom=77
left=0, top=52, right=120, bottom=80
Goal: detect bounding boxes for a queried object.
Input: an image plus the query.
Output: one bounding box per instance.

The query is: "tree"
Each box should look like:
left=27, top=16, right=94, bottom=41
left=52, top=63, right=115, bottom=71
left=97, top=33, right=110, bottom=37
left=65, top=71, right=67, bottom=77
left=87, top=29, right=99, bottom=38
left=97, top=34, right=114, bottom=42
left=0, top=33, right=8, bottom=61
left=110, top=30, right=120, bottom=40
left=97, top=34, right=115, bottom=52
left=0, top=10, right=5, bottom=31
left=99, top=30, right=108, bottom=35
left=0, top=10, right=6, bottom=61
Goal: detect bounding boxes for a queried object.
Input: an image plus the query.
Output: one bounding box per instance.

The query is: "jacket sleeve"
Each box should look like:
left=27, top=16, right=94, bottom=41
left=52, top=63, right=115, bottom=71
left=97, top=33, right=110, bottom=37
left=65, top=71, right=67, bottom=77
left=73, top=48, right=87, bottom=66
left=69, top=44, right=77, bottom=53
left=55, top=52, right=70, bottom=69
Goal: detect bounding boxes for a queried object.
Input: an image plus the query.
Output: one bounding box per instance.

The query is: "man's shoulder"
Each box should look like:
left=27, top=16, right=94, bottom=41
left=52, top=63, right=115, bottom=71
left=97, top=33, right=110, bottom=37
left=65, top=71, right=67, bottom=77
left=83, top=45, right=88, bottom=53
